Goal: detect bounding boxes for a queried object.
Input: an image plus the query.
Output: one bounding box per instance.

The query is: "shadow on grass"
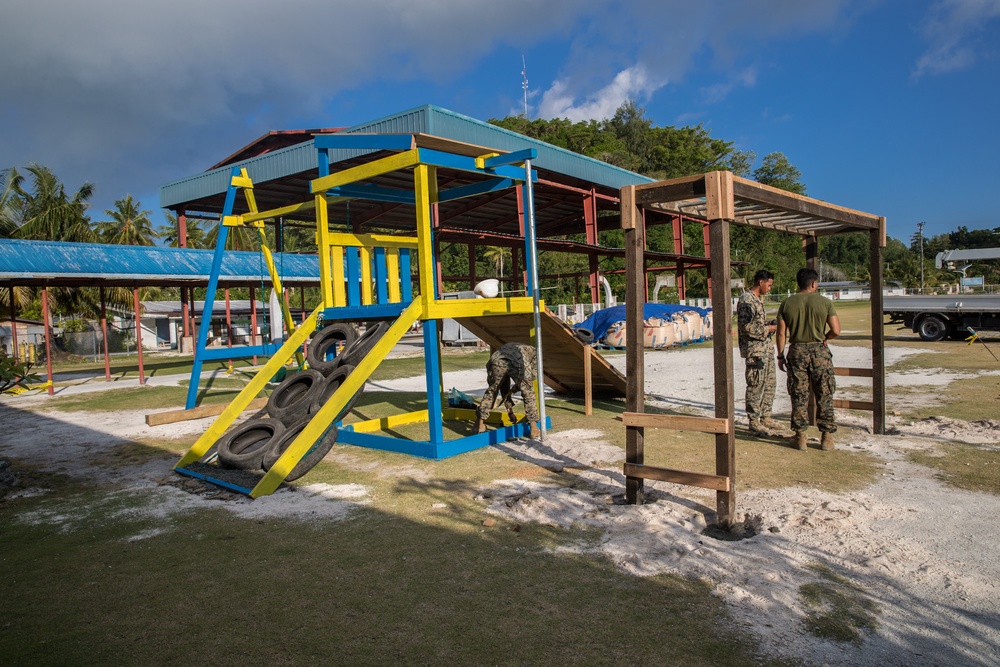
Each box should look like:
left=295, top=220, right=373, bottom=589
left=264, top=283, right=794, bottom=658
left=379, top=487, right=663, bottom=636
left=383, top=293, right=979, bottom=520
left=2, top=404, right=996, bottom=666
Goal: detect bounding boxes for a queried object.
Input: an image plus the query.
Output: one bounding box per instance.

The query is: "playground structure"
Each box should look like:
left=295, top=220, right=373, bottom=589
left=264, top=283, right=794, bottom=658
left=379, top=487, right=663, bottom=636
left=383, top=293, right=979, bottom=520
left=173, top=133, right=575, bottom=497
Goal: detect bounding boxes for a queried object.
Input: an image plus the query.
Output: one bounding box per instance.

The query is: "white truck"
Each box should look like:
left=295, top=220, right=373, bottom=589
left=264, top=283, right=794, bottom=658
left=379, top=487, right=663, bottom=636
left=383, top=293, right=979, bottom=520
left=883, top=295, right=1000, bottom=341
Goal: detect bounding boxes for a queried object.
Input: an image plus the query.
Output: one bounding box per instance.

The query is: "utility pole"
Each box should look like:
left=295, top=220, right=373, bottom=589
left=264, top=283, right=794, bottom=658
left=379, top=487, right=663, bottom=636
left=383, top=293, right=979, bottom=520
left=917, top=221, right=925, bottom=294
left=521, top=55, right=529, bottom=118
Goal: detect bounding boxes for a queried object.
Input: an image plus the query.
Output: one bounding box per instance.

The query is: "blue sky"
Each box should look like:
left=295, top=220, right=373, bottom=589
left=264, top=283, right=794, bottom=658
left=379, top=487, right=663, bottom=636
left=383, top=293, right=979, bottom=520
left=2, top=0, right=999, bottom=244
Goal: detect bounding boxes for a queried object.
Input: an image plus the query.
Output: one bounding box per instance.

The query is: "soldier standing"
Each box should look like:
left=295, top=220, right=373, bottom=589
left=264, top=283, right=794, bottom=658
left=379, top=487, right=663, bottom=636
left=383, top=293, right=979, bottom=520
left=775, top=268, right=841, bottom=451
left=474, top=342, right=540, bottom=439
left=737, top=269, right=786, bottom=436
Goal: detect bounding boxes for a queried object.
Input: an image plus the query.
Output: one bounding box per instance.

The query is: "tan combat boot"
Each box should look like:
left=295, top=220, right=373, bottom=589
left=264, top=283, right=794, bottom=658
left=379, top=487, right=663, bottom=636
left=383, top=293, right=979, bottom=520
left=821, top=432, right=835, bottom=451
left=529, top=423, right=541, bottom=439
left=792, top=431, right=808, bottom=450
left=761, top=417, right=787, bottom=434
left=474, top=417, right=486, bottom=434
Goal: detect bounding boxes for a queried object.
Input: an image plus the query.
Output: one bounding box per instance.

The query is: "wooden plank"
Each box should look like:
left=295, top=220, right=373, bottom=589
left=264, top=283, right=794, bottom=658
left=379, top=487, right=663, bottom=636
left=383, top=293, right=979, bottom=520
left=731, top=176, right=881, bottom=230
left=584, top=345, right=593, bottom=416
left=709, top=216, right=736, bottom=529
left=622, top=412, right=730, bottom=434
left=623, top=186, right=646, bottom=504
left=633, top=175, right=706, bottom=206
left=624, top=463, right=731, bottom=492
left=148, top=398, right=268, bottom=427
left=704, top=171, right=735, bottom=221
left=833, top=399, right=875, bottom=412
left=834, top=367, right=875, bottom=377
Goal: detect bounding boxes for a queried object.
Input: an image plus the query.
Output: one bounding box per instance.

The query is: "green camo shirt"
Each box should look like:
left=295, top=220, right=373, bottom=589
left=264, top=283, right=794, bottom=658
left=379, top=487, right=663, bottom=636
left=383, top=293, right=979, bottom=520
left=777, top=292, right=837, bottom=343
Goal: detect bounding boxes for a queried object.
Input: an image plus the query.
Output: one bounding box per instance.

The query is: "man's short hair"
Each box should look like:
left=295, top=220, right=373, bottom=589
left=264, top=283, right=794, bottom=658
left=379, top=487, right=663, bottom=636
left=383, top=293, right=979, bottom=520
left=796, top=268, right=819, bottom=289
left=752, top=269, right=774, bottom=286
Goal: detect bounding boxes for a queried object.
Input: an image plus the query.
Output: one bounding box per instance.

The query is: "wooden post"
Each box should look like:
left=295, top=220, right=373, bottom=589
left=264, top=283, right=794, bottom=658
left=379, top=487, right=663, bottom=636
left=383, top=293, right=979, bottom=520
left=702, top=223, right=712, bottom=294
left=99, top=286, right=111, bottom=381
left=622, top=186, right=645, bottom=504
left=641, top=209, right=649, bottom=302
left=133, top=288, right=145, bottom=385
left=870, top=221, right=886, bottom=435
left=585, top=189, right=600, bottom=305
left=8, top=287, right=18, bottom=362
left=705, top=171, right=736, bottom=529
left=41, top=287, right=54, bottom=396
left=672, top=216, right=686, bottom=301
left=583, top=345, right=593, bottom=416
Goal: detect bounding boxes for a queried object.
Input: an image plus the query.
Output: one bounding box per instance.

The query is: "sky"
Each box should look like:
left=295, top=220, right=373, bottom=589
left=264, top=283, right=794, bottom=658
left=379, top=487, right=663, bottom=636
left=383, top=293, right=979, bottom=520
left=2, top=0, right=999, bottom=245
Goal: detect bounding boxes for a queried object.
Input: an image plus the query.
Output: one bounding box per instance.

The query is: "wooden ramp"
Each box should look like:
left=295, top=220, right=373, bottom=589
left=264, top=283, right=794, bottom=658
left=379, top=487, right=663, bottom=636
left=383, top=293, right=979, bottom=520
left=456, top=311, right=626, bottom=408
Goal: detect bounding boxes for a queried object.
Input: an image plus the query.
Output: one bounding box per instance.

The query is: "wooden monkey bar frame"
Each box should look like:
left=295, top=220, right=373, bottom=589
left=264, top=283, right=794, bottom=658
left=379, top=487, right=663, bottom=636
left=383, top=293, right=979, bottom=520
left=620, top=171, right=886, bottom=528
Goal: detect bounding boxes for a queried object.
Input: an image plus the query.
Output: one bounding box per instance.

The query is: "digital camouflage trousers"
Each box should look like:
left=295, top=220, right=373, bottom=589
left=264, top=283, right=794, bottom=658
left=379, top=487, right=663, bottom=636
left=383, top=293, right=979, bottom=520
left=786, top=342, right=837, bottom=434
left=745, top=354, right=777, bottom=425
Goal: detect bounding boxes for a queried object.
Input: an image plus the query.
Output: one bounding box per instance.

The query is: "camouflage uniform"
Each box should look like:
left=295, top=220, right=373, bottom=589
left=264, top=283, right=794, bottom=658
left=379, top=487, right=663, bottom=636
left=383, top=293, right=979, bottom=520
left=737, top=290, right=776, bottom=428
left=477, top=342, right=539, bottom=424
left=786, top=343, right=836, bottom=433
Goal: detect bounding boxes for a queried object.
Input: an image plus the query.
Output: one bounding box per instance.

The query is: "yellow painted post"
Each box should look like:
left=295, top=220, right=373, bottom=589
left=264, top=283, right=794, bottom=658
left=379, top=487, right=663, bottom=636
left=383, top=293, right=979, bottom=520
left=387, top=248, right=401, bottom=303
left=331, top=246, right=347, bottom=307
left=250, top=300, right=422, bottom=497
left=414, top=164, right=438, bottom=313
left=175, top=309, right=320, bottom=469
left=360, top=247, right=373, bottom=305
left=315, top=193, right=334, bottom=307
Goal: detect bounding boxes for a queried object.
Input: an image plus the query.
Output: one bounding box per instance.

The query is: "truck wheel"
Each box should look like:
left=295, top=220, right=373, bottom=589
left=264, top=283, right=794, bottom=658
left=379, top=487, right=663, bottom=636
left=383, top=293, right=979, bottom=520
left=948, top=328, right=970, bottom=341
left=917, top=315, right=948, bottom=342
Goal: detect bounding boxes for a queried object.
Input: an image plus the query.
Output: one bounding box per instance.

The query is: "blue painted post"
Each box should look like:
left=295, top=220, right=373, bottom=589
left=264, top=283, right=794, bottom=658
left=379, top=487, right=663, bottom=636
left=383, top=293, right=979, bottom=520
left=373, top=247, right=389, bottom=304
left=400, top=250, right=413, bottom=302
left=423, top=318, right=444, bottom=447
left=185, top=167, right=240, bottom=409
left=346, top=247, right=361, bottom=306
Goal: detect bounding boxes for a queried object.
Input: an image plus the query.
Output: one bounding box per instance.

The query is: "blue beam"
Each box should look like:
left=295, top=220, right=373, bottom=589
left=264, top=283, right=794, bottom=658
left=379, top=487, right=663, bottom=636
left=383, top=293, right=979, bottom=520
left=198, top=343, right=284, bottom=361
left=416, top=148, right=531, bottom=181
left=322, top=303, right=409, bottom=321
left=327, top=184, right=416, bottom=204
left=438, top=177, right=518, bottom=203
left=483, top=149, right=537, bottom=168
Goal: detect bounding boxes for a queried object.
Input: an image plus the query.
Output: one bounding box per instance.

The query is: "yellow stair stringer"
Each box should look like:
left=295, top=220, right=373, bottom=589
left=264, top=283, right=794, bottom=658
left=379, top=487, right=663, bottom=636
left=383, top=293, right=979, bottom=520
left=175, top=308, right=321, bottom=470
left=249, top=299, right=423, bottom=498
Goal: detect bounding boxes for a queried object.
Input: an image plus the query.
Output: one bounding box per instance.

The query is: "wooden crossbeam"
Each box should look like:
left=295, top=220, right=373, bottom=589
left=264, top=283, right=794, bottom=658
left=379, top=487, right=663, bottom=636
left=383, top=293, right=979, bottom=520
left=833, top=399, right=875, bottom=412
left=146, top=397, right=268, bottom=426
left=621, top=412, right=730, bottom=434
left=833, top=367, right=875, bottom=377
left=623, top=463, right=731, bottom=492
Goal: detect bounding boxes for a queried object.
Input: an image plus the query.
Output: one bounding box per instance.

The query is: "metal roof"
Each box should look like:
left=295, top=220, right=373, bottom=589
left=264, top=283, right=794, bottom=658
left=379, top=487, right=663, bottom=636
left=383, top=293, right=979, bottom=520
left=160, top=105, right=653, bottom=213
left=0, top=239, right=320, bottom=288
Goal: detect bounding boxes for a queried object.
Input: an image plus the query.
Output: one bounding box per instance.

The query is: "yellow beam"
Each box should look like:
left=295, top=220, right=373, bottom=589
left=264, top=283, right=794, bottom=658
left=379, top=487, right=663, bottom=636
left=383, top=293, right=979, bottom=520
left=174, top=309, right=320, bottom=469
left=250, top=299, right=422, bottom=497
left=445, top=407, right=523, bottom=426
left=311, top=149, right=421, bottom=192
left=242, top=200, right=318, bottom=224
left=423, top=296, right=539, bottom=320
left=349, top=409, right=430, bottom=433
left=231, top=175, right=254, bottom=189
left=414, top=164, right=438, bottom=309
left=316, top=193, right=334, bottom=307
left=325, top=232, right=419, bottom=250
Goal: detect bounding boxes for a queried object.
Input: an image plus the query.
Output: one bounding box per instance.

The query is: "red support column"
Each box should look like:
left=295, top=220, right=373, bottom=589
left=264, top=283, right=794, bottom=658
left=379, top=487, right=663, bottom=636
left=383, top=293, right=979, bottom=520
left=249, top=286, right=258, bottom=365
left=300, top=288, right=306, bottom=324
left=99, top=286, right=111, bottom=381
left=584, top=189, right=600, bottom=304
left=41, top=288, right=54, bottom=396
left=225, top=288, right=233, bottom=368
left=178, top=209, right=188, bottom=248
left=672, top=215, right=687, bottom=301
left=516, top=187, right=529, bottom=291
left=468, top=244, right=477, bottom=290
left=9, top=287, right=18, bottom=361
left=702, top=223, right=712, bottom=297
left=133, top=288, right=145, bottom=385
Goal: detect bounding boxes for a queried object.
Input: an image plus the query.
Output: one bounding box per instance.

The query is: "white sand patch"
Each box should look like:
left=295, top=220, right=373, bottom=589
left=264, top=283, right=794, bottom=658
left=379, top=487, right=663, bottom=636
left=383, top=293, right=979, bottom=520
left=224, top=484, right=368, bottom=521
left=492, top=429, right=624, bottom=471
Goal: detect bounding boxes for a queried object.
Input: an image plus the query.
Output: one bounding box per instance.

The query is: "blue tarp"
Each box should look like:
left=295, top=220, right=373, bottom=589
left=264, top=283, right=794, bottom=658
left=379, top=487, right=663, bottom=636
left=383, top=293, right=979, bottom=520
left=574, top=304, right=712, bottom=341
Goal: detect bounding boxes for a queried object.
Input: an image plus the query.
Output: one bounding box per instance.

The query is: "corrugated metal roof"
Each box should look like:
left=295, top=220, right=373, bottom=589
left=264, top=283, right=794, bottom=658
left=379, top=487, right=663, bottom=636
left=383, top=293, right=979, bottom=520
left=159, top=105, right=654, bottom=210
left=0, top=239, right=320, bottom=287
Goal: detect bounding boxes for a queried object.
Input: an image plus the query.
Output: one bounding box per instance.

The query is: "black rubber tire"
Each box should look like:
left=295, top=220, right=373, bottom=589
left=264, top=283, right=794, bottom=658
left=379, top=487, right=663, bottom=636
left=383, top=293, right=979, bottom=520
left=575, top=327, right=595, bottom=344
left=308, top=364, right=365, bottom=423
left=216, top=418, right=286, bottom=470
left=266, top=369, right=326, bottom=425
left=307, top=323, right=358, bottom=374
left=917, top=315, right=948, bottom=342
left=948, top=328, right=969, bottom=341
left=261, top=421, right=338, bottom=481
left=338, top=321, right=389, bottom=367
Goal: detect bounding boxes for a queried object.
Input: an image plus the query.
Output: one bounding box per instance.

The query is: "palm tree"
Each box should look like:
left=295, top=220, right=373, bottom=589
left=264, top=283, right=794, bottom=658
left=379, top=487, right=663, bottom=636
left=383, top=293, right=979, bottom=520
left=482, top=245, right=510, bottom=279
left=0, top=168, right=23, bottom=238
left=96, top=194, right=156, bottom=246
left=9, top=164, right=95, bottom=242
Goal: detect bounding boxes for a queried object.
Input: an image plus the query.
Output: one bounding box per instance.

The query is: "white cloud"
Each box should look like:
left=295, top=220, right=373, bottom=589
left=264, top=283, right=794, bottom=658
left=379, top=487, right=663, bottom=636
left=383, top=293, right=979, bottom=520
left=913, top=0, right=1000, bottom=78
left=700, top=67, right=758, bottom=104
left=538, top=65, right=665, bottom=121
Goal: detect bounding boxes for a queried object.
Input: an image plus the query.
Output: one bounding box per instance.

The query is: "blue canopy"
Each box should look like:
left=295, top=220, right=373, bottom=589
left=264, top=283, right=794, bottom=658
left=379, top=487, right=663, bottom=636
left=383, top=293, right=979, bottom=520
left=574, top=303, right=712, bottom=340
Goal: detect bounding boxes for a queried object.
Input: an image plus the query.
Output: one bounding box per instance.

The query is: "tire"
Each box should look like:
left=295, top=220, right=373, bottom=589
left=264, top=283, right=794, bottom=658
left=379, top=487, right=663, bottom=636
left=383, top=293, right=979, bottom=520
left=339, top=321, right=389, bottom=367
left=266, top=369, right=326, bottom=425
left=948, top=328, right=970, bottom=341
left=574, top=327, right=594, bottom=344
left=216, top=418, right=286, bottom=470
left=307, top=323, right=358, bottom=374
left=308, top=364, right=365, bottom=423
left=917, top=315, right=948, bottom=342
left=261, top=420, right=338, bottom=481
